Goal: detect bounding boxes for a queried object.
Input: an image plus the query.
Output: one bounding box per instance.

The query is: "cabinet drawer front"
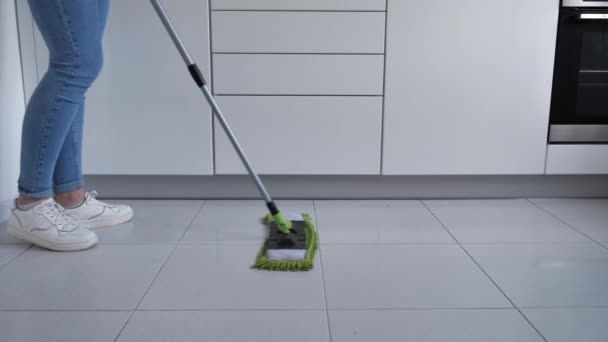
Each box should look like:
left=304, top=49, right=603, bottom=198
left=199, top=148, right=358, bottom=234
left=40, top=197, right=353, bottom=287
left=211, top=0, right=386, bottom=11
left=213, top=54, right=384, bottom=95
left=214, top=96, right=382, bottom=175
left=212, top=12, right=385, bottom=53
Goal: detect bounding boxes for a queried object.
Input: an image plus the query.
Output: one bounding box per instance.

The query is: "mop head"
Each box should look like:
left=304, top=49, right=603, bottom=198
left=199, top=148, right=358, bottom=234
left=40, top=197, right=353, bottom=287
left=252, top=213, right=318, bottom=271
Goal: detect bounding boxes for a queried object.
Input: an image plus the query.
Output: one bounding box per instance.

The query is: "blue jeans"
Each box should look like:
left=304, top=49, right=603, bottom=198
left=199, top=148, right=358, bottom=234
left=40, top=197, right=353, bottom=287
left=19, top=0, right=109, bottom=198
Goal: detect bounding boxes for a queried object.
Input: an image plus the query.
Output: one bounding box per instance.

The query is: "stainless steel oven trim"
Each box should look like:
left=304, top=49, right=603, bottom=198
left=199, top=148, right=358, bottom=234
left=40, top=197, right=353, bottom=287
left=580, top=13, right=608, bottom=18
left=550, top=125, right=608, bottom=142
left=563, top=0, right=608, bottom=7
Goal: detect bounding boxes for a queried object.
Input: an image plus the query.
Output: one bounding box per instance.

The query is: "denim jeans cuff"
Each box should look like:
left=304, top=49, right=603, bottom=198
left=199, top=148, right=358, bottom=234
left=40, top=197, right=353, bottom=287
left=53, top=178, right=86, bottom=194
left=18, top=187, right=54, bottom=199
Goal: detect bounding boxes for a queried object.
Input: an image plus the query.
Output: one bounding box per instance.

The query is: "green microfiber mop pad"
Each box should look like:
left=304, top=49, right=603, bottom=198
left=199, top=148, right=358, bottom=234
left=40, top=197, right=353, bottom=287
left=252, top=213, right=318, bottom=272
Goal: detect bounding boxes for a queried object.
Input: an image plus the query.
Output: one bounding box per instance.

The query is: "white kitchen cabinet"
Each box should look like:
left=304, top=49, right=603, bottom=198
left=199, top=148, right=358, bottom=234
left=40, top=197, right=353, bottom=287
left=546, top=145, right=608, bottom=174
left=214, top=96, right=383, bottom=174
left=382, top=0, right=559, bottom=175
left=33, top=0, right=213, bottom=175
left=212, top=11, right=385, bottom=53
left=213, top=54, right=384, bottom=95
left=211, top=0, right=386, bottom=11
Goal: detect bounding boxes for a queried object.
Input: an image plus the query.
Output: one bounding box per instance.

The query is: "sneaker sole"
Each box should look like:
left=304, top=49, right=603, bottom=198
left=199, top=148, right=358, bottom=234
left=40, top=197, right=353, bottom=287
left=79, top=209, right=134, bottom=229
left=7, top=225, right=98, bottom=252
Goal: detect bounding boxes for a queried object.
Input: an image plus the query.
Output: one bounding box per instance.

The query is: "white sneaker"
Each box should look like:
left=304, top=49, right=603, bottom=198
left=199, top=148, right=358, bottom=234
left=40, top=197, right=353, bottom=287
left=8, top=198, right=98, bottom=252
left=64, top=191, right=133, bottom=229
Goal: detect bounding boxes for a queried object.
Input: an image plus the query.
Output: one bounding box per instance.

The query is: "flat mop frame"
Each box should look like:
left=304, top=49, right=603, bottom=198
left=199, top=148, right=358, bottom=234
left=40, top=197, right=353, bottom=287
left=149, top=0, right=292, bottom=234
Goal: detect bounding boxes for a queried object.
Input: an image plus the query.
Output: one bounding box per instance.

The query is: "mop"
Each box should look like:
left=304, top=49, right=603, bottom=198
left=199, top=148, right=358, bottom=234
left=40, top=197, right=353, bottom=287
left=150, top=0, right=318, bottom=271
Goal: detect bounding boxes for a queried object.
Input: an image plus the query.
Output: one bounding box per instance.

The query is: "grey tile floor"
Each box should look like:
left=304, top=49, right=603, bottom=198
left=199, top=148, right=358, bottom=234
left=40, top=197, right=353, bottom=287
left=0, top=198, right=607, bottom=341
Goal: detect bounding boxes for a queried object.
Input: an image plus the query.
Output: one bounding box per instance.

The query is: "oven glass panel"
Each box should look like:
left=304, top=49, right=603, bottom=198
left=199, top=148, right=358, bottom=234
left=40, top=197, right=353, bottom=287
left=576, top=28, right=608, bottom=118
left=550, top=8, right=608, bottom=125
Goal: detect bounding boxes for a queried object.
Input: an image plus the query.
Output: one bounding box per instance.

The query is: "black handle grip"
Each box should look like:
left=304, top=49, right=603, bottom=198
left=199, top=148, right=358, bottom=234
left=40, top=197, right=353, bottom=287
left=187, top=64, right=206, bottom=87
left=266, top=201, right=280, bottom=216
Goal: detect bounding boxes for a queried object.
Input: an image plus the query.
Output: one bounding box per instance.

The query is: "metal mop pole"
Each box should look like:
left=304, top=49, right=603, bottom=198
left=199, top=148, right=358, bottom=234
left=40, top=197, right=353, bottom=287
left=149, top=0, right=291, bottom=232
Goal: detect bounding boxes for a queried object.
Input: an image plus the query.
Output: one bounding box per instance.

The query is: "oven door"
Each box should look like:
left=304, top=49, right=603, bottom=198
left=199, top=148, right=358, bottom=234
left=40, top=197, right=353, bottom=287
left=550, top=7, right=608, bottom=143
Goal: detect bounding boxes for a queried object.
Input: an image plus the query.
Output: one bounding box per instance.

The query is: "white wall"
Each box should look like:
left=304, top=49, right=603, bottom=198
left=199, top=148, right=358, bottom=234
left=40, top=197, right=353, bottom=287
left=0, top=0, right=25, bottom=221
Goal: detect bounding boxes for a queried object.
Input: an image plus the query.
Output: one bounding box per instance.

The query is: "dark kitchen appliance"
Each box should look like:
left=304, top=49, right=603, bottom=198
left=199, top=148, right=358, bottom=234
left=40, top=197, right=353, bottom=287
left=549, top=0, right=608, bottom=143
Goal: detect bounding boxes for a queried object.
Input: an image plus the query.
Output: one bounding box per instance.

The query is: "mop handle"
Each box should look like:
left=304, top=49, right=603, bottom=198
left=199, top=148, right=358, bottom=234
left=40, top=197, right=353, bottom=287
left=149, top=0, right=280, bottom=214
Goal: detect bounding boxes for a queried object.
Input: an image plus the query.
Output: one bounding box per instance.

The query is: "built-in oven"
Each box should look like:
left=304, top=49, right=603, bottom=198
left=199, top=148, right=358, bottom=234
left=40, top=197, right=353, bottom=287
left=549, top=0, right=608, bottom=143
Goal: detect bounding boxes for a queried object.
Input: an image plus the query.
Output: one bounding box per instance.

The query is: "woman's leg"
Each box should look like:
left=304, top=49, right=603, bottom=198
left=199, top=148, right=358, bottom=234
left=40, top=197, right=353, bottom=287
left=18, top=0, right=107, bottom=204
left=52, top=104, right=86, bottom=207
left=35, top=0, right=132, bottom=229
left=53, top=0, right=110, bottom=207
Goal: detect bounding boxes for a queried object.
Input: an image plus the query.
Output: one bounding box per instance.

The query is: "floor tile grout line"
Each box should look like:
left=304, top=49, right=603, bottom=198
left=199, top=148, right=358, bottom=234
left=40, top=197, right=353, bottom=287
left=134, top=308, right=329, bottom=312
left=323, top=306, right=517, bottom=311
left=417, top=200, right=459, bottom=244
left=519, top=305, right=608, bottom=309
left=5, top=241, right=603, bottom=247
left=313, top=200, right=334, bottom=342
left=0, top=244, right=33, bottom=272
left=458, top=246, right=549, bottom=342
left=526, top=199, right=608, bottom=251
left=96, top=200, right=205, bottom=247
left=459, top=241, right=600, bottom=245
left=132, top=307, right=513, bottom=311
left=137, top=201, right=204, bottom=307
left=112, top=202, right=206, bottom=342
left=0, top=309, right=133, bottom=312
left=175, top=201, right=206, bottom=246
left=111, top=247, right=175, bottom=342
left=93, top=241, right=606, bottom=247
left=420, top=201, right=550, bottom=342
left=420, top=201, right=459, bottom=243
left=321, top=242, right=459, bottom=245
left=3, top=305, right=608, bottom=313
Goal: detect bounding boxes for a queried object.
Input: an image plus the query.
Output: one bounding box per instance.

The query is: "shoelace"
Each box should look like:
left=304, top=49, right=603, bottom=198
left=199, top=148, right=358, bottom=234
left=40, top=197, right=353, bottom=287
left=42, top=201, right=77, bottom=231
